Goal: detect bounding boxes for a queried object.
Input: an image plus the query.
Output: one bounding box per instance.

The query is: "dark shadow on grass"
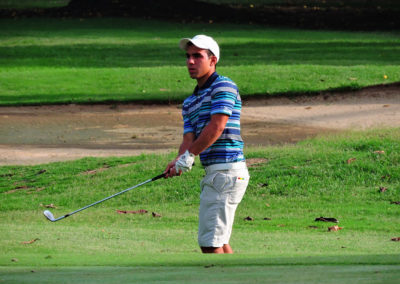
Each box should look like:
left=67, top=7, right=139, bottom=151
left=241, top=82, right=400, bottom=101
left=0, top=92, right=186, bottom=106
left=1, top=41, right=399, bottom=68
left=1, top=0, right=400, bottom=31
left=1, top=82, right=399, bottom=107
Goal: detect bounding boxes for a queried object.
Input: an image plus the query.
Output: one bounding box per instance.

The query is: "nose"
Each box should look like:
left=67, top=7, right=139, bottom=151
left=187, top=56, right=195, bottom=65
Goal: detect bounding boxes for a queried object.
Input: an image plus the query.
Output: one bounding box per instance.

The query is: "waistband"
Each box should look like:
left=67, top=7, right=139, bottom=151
left=204, top=162, right=247, bottom=174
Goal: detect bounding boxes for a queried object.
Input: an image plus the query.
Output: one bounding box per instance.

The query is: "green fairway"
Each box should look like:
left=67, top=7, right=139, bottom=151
left=0, top=18, right=399, bottom=105
left=2, top=265, right=400, bottom=283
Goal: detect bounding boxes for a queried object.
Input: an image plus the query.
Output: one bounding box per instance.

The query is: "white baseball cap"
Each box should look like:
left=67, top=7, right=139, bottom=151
left=179, top=35, right=220, bottom=62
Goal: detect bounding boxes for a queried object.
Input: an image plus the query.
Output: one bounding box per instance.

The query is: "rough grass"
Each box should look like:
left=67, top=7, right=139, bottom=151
left=1, top=129, right=399, bottom=266
left=1, top=128, right=399, bottom=282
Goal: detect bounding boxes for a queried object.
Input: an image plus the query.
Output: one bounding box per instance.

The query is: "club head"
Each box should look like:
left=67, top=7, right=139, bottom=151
left=43, top=210, right=56, bottom=222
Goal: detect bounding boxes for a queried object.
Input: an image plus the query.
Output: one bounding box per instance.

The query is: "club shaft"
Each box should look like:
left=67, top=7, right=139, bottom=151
left=55, top=173, right=165, bottom=221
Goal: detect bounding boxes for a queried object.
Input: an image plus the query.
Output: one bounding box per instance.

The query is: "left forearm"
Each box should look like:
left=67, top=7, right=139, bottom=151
left=188, top=114, right=228, bottom=155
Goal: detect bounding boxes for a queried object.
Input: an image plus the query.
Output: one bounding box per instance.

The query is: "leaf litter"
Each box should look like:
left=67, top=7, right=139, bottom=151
left=21, top=238, right=39, bottom=244
left=116, top=209, right=148, bottom=214
left=152, top=212, right=162, bottom=218
left=346, top=158, right=357, bottom=164
left=379, top=187, right=388, bottom=193
left=40, top=203, right=57, bottom=208
left=328, top=225, right=343, bottom=232
left=315, top=217, right=339, bottom=223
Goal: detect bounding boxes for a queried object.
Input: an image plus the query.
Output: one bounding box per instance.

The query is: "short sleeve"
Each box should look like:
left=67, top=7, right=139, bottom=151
left=210, top=83, right=238, bottom=117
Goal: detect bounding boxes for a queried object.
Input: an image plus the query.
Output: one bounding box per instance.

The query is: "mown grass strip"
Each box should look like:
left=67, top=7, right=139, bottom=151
left=0, top=18, right=399, bottom=105
left=1, top=264, right=400, bottom=284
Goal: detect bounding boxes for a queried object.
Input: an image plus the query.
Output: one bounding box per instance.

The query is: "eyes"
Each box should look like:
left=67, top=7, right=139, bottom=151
left=186, top=53, right=204, bottom=59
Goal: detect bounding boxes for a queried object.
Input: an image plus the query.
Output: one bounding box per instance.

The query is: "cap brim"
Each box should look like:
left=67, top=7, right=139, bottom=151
left=179, top=37, right=210, bottom=51
left=179, top=38, right=191, bottom=50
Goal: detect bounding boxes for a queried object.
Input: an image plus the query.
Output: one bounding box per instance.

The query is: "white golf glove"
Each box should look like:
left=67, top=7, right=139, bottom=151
left=175, top=150, right=195, bottom=174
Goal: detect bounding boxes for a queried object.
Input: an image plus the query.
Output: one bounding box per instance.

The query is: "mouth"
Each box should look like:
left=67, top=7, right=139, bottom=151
left=188, top=68, right=197, bottom=76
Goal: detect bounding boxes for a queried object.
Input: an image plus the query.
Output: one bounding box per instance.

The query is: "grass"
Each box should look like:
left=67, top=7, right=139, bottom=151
left=202, top=0, right=400, bottom=10
left=0, top=0, right=69, bottom=9
left=2, top=265, right=400, bottom=283
left=1, top=129, right=400, bottom=282
left=1, top=265, right=400, bottom=284
left=1, top=129, right=399, bottom=275
left=1, top=10, right=400, bottom=282
left=2, top=0, right=399, bottom=10
left=0, top=18, right=399, bottom=105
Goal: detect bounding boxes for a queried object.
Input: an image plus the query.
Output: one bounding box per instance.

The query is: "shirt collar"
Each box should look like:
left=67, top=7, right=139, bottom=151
left=194, top=72, right=218, bottom=95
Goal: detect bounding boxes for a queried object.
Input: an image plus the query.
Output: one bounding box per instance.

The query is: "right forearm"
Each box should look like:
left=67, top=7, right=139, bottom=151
left=177, top=133, right=195, bottom=157
left=178, top=141, right=191, bottom=157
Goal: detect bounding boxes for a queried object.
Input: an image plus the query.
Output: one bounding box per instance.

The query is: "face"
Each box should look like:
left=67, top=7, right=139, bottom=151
left=185, top=45, right=217, bottom=82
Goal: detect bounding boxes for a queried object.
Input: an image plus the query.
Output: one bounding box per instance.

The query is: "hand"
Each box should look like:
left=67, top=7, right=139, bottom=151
left=175, top=150, right=195, bottom=174
left=164, top=159, right=179, bottom=178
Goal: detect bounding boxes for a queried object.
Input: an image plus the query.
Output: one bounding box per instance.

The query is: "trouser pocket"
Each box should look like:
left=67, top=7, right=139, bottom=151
left=200, top=170, right=249, bottom=204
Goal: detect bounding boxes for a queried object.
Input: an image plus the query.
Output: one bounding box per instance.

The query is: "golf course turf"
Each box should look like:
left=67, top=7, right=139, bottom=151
left=1, top=130, right=400, bottom=282
left=0, top=17, right=399, bottom=106
left=1, top=2, right=400, bottom=282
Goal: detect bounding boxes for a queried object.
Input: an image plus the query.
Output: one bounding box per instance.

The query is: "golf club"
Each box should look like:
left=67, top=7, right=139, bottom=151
left=43, top=173, right=165, bottom=222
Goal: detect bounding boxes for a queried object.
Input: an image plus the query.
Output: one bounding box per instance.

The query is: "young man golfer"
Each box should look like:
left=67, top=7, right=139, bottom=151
left=164, top=35, right=249, bottom=254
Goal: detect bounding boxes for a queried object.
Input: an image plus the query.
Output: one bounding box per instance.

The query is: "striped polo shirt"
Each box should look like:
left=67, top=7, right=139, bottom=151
left=182, top=72, right=245, bottom=167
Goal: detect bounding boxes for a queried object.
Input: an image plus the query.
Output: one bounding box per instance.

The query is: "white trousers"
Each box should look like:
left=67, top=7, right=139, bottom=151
left=198, top=162, right=250, bottom=247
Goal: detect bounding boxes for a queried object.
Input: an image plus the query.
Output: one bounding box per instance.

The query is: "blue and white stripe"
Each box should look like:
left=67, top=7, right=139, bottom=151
left=182, top=72, right=245, bottom=166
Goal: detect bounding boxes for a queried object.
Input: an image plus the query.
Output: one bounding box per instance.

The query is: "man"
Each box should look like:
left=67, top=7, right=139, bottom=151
left=164, top=35, right=249, bottom=254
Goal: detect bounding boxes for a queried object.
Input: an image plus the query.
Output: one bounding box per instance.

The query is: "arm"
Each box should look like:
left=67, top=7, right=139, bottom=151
left=163, top=114, right=229, bottom=178
left=188, top=114, right=229, bottom=155
left=179, top=132, right=196, bottom=156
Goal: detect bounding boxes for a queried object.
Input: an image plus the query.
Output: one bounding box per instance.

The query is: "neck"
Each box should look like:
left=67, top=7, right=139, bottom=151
left=197, top=69, right=215, bottom=88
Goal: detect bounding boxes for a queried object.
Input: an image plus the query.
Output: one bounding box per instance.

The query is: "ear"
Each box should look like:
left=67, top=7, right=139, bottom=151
left=210, top=55, right=218, bottom=67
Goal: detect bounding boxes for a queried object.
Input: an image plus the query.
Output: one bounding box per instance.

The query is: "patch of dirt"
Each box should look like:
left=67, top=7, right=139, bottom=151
left=246, top=158, right=269, bottom=168
left=0, top=84, right=399, bottom=165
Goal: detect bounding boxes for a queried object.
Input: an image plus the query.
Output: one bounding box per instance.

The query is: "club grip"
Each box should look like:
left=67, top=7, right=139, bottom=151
left=152, top=173, right=166, bottom=181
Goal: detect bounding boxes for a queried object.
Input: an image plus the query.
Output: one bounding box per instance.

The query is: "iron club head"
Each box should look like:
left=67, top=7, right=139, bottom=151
left=43, top=210, right=56, bottom=222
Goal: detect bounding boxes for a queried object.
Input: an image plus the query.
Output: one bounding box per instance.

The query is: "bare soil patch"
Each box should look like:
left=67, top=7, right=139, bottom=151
left=1, top=84, right=399, bottom=165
